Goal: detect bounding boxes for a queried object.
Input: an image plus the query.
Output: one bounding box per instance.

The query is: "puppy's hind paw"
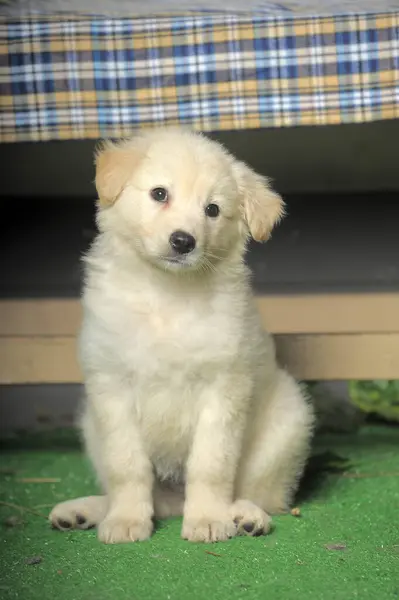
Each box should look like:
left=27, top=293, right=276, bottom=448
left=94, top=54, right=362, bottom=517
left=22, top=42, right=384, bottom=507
left=231, top=499, right=272, bottom=537
left=49, top=495, right=107, bottom=531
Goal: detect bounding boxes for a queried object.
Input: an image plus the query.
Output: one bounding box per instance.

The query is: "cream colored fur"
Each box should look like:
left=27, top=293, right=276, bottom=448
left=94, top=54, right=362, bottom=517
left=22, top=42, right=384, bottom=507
left=50, top=127, right=314, bottom=543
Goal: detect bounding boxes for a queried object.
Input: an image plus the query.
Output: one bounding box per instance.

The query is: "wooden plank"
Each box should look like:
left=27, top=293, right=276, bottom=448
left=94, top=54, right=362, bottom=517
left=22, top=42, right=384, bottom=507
left=1, top=293, right=399, bottom=336
left=0, top=300, right=82, bottom=336
left=1, top=333, right=399, bottom=384
left=275, top=334, right=399, bottom=380
left=0, top=337, right=81, bottom=384
left=257, top=293, right=399, bottom=334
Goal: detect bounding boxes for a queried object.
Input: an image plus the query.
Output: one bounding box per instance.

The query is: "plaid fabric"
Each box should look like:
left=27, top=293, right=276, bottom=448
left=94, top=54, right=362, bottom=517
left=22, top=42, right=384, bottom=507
left=0, top=11, right=398, bottom=142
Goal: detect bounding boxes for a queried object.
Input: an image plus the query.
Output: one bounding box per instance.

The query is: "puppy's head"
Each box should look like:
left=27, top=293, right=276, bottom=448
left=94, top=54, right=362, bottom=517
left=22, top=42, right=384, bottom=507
left=95, top=128, right=284, bottom=272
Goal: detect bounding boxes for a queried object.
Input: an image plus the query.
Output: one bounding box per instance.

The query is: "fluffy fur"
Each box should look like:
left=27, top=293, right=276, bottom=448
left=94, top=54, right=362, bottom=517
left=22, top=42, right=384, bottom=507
left=50, top=127, right=314, bottom=543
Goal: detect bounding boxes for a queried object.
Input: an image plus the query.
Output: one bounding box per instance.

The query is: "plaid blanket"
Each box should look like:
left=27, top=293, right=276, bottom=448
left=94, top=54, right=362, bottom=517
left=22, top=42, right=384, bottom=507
left=0, top=10, right=398, bottom=142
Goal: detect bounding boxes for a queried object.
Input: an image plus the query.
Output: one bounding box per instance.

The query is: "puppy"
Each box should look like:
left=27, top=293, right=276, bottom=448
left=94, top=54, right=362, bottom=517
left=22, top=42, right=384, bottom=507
left=50, top=127, right=314, bottom=543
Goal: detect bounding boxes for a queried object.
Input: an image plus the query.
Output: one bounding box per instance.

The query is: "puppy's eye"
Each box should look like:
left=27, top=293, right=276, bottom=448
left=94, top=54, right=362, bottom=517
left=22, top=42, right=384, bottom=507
left=150, top=187, right=168, bottom=203
left=205, top=203, right=220, bottom=218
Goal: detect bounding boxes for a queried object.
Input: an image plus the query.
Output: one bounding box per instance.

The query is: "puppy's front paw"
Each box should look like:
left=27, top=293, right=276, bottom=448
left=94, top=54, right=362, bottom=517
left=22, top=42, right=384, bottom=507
left=98, top=516, right=153, bottom=544
left=182, top=514, right=237, bottom=543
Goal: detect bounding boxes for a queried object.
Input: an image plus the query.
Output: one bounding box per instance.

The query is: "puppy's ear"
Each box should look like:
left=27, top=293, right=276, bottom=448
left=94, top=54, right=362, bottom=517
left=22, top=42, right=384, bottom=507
left=233, top=161, right=285, bottom=242
left=95, top=140, right=141, bottom=207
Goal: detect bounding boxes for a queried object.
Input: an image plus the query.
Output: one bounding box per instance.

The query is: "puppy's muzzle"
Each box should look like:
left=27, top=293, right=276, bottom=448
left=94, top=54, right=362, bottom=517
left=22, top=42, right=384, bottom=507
left=169, top=230, right=196, bottom=255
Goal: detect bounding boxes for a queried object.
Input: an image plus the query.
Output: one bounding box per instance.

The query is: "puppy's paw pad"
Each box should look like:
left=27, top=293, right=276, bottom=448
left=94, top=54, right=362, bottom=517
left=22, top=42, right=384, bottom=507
left=49, top=497, right=104, bottom=531
left=232, top=500, right=272, bottom=537
left=76, top=514, right=89, bottom=527
left=182, top=517, right=237, bottom=543
left=98, top=517, right=153, bottom=544
left=53, top=518, right=73, bottom=531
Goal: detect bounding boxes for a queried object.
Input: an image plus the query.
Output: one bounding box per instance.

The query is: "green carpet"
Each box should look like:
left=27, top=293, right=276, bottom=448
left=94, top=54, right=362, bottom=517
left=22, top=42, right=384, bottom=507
left=1, top=426, right=398, bottom=600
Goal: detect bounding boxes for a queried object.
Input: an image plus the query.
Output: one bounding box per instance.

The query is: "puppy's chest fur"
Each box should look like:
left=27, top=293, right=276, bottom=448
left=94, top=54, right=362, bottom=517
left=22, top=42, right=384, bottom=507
left=120, top=289, right=241, bottom=371
left=84, top=279, right=248, bottom=475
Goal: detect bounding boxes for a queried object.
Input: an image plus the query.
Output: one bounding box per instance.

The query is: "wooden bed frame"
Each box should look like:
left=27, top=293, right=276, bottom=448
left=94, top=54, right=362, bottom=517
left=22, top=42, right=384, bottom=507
left=2, top=293, right=399, bottom=384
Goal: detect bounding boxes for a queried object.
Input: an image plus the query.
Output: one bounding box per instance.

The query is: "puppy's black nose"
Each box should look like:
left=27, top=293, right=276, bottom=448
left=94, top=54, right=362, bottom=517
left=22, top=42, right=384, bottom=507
left=169, top=230, right=196, bottom=255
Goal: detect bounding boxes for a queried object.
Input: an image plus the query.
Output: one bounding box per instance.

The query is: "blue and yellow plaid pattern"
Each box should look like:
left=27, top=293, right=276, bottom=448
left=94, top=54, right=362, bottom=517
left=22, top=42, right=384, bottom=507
left=0, top=11, right=398, bottom=142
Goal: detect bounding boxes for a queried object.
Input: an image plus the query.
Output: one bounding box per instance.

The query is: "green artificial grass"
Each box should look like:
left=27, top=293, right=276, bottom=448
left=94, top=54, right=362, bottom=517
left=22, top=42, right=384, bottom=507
left=1, top=426, right=398, bottom=600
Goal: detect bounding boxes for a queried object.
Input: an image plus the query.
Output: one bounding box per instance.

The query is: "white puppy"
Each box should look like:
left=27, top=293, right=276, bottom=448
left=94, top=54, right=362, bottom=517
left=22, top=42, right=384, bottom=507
left=50, top=128, right=314, bottom=543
